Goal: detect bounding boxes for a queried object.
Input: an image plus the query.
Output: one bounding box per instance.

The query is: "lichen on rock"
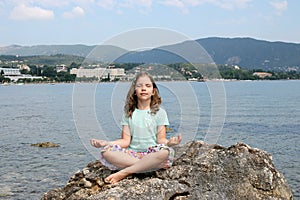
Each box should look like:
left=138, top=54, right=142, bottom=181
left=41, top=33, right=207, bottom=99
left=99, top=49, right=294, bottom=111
left=42, top=141, right=294, bottom=200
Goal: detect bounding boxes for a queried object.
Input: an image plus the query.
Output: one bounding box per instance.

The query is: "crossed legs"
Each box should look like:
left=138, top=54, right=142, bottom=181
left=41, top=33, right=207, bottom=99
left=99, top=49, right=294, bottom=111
left=102, top=149, right=169, bottom=184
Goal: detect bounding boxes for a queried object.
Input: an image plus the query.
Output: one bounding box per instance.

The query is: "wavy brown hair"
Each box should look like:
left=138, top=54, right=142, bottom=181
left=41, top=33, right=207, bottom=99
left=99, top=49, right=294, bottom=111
left=124, top=72, right=162, bottom=118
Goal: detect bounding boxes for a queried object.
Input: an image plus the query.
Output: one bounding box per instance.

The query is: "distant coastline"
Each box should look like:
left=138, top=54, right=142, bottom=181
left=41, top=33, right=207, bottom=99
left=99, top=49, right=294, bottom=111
left=2, top=37, right=300, bottom=84
left=1, top=62, right=299, bottom=85
left=1, top=37, right=300, bottom=71
left=1, top=78, right=299, bottom=87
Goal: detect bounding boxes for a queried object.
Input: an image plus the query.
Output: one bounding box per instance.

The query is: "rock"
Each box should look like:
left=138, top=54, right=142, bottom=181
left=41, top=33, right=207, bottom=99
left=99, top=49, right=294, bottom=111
left=41, top=141, right=294, bottom=200
left=31, top=142, right=60, bottom=148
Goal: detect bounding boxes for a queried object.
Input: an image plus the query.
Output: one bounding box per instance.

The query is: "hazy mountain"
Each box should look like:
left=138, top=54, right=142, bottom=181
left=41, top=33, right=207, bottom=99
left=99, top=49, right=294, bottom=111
left=197, top=37, right=300, bottom=70
left=115, top=38, right=300, bottom=70
left=1, top=38, right=299, bottom=70
left=0, top=44, right=94, bottom=57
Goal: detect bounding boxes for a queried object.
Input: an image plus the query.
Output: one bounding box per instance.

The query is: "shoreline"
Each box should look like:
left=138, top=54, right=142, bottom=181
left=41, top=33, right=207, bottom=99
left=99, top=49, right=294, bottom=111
left=1, top=78, right=300, bottom=86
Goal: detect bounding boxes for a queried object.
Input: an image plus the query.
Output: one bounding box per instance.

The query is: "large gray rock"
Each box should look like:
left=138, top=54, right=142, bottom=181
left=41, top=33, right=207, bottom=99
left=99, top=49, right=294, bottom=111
left=42, top=141, right=293, bottom=200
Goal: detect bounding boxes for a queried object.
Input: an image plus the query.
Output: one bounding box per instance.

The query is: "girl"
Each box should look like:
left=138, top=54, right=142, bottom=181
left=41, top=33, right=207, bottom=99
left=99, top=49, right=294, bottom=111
left=90, top=72, right=182, bottom=184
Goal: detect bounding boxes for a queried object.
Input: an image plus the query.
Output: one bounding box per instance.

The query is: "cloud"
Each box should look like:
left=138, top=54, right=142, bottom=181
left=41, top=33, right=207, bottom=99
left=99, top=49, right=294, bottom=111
left=5, top=0, right=255, bottom=18
left=97, top=0, right=152, bottom=13
left=122, top=0, right=152, bottom=8
left=63, top=6, right=85, bottom=18
left=269, top=0, right=287, bottom=15
left=159, top=0, right=253, bottom=11
left=211, top=0, right=253, bottom=10
left=95, top=0, right=252, bottom=11
left=33, top=0, right=70, bottom=7
left=159, top=0, right=185, bottom=9
left=159, top=0, right=188, bottom=13
left=97, top=0, right=115, bottom=9
left=6, top=0, right=70, bottom=8
left=6, top=0, right=92, bottom=10
left=9, top=4, right=54, bottom=20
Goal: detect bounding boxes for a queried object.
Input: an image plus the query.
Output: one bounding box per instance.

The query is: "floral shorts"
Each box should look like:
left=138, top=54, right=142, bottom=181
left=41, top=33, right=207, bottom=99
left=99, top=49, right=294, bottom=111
left=99, top=144, right=175, bottom=170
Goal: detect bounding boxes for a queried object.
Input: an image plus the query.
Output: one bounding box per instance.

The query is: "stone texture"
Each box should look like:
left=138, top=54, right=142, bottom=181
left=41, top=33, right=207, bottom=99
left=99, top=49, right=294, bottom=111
left=31, top=142, right=60, bottom=148
left=42, top=141, right=293, bottom=200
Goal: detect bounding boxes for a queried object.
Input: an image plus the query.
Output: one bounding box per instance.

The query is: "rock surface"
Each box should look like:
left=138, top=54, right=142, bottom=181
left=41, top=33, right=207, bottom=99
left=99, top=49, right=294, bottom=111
left=31, top=142, right=60, bottom=148
left=42, top=141, right=293, bottom=200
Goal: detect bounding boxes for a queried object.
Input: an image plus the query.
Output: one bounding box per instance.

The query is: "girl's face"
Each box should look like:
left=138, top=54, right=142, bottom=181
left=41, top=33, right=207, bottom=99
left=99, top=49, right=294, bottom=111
left=135, top=75, right=155, bottom=101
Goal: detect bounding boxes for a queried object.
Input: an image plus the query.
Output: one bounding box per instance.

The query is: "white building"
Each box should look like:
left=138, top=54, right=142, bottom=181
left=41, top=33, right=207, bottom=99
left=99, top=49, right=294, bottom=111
left=0, top=67, right=43, bottom=82
left=0, top=67, right=21, bottom=76
left=253, top=72, right=272, bottom=78
left=70, top=67, right=125, bottom=80
left=56, top=64, right=67, bottom=72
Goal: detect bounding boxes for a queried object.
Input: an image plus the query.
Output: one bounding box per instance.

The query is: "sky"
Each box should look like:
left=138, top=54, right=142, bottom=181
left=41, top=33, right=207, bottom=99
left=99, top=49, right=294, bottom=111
left=0, top=0, right=299, bottom=46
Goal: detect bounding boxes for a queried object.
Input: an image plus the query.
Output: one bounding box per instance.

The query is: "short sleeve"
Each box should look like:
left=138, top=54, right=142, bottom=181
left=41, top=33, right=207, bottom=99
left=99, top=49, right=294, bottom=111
left=156, top=108, right=169, bottom=126
left=120, top=113, right=129, bottom=126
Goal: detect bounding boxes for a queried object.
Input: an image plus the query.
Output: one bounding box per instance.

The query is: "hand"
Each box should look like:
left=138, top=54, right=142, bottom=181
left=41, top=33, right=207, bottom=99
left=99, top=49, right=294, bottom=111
left=90, top=139, right=108, bottom=148
left=167, top=133, right=182, bottom=146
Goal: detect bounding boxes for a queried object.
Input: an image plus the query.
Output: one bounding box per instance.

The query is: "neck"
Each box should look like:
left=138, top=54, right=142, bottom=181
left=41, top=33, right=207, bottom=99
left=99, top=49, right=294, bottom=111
left=137, top=100, right=151, bottom=110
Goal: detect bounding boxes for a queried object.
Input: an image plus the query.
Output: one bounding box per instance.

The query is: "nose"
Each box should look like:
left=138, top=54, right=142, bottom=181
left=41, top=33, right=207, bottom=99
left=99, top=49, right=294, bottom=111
left=141, top=84, right=146, bottom=90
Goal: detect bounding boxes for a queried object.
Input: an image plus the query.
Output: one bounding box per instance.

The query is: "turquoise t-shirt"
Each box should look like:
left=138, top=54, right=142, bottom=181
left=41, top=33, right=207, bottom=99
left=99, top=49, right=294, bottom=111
left=120, top=108, right=169, bottom=152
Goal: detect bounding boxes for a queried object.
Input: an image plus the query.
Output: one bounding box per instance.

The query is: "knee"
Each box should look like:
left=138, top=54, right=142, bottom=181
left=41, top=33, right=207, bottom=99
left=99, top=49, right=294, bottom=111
left=157, top=149, right=169, bottom=160
left=102, top=150, right=113, bottom=159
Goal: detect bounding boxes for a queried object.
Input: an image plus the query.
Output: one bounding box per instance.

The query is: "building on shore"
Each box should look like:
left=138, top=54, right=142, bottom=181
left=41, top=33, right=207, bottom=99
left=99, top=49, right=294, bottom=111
left=0, top=67, right=21, bottom=76
left=70, top=67, right=125, bottom=81
left=253, top=72, right=272, bottom=78
left=56, top=64, right=67, bottom=72
left=0, top=67, right=43, bottom=82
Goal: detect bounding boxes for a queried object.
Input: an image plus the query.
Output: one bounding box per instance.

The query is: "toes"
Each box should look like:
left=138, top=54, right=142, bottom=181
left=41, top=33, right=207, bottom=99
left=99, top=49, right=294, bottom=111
left=104, top=175, right=113, bottom=183
left=104, top=171, right=128, bottom=184
left=105, top=174, right=119, bottom=184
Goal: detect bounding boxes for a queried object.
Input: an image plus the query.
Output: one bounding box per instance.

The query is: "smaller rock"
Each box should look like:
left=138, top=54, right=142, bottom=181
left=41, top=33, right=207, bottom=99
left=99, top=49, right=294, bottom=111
left=79, top=178, right=92, bottom=188
left=82, top=168, right=90, bottom=176
left=30, top=142, right=60, bottom=148
left=95, top=178, right=105, bottom=187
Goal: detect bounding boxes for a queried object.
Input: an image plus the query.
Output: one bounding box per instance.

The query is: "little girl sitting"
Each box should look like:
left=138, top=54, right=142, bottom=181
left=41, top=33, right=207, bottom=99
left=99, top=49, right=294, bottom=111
left=90, top=72, right=182, bottom=184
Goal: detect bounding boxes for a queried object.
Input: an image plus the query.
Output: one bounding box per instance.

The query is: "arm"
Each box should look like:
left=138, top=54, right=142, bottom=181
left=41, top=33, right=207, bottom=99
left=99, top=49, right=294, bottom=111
left=90, top=125, right=131, bottom=148
left=113, top=125, right=131, bottom=148
left=157, top=125, right=182, bottom=146
left=157, top=125, right=168, bottom=145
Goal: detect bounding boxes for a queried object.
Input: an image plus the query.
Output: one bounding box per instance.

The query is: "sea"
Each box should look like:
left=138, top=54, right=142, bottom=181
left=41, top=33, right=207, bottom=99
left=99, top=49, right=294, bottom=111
left=0, top=80, right=299, bottom=199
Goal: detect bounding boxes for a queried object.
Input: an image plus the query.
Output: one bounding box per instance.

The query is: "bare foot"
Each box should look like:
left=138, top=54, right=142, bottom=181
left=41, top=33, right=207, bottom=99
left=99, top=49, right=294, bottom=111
left=104, top=170, right=131, bottom=184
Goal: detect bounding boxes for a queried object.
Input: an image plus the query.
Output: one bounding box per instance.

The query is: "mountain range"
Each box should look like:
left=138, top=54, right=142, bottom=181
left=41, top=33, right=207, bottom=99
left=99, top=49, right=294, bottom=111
left=1, top=37, right=299, bottom=71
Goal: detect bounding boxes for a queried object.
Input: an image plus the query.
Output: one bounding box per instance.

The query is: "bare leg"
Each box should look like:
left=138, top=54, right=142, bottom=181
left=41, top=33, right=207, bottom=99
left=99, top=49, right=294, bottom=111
left=102, top=151, right=139, bottom=169
left=105, top=150, right=169, bottom=184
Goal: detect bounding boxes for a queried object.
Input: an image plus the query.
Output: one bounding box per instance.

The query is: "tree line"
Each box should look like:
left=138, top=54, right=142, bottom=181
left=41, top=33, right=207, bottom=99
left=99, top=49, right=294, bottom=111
left=1, top=61, right=299, bottom=84
left=167, top=63, right=300, bottom=80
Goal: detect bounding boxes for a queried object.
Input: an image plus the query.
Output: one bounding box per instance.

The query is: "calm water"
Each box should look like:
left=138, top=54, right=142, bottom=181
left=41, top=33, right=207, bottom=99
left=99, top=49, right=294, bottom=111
left=0, top=80, right=299, bottom=199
